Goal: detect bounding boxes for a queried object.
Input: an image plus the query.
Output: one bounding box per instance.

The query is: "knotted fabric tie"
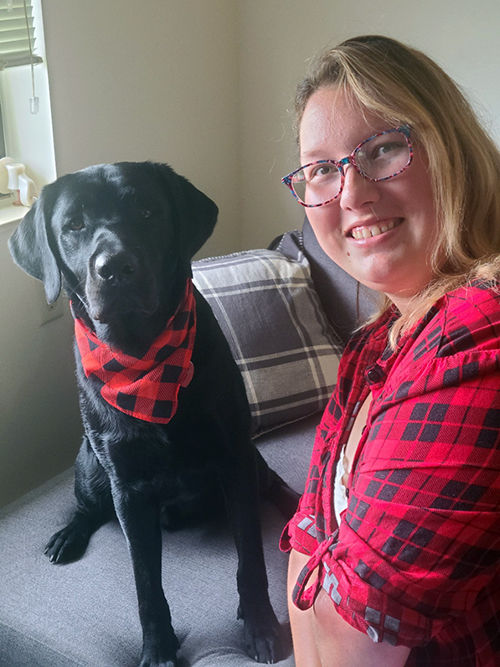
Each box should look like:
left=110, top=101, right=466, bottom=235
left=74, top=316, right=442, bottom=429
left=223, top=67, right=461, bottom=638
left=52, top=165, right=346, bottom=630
left=292, top=531, right=338, bottom=610
left=74, top=279, right=196, bottom=424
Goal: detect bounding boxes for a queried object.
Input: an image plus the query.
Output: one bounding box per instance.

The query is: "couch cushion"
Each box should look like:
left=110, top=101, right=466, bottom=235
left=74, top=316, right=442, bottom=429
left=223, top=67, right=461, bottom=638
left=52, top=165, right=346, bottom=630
left=0, top=414, right=318, bottom=667
left=193, top=249, right=343, bottom=435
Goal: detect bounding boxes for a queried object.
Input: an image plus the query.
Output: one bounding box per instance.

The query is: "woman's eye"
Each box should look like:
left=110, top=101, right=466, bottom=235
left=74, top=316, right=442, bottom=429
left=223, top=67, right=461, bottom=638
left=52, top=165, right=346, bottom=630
left=371, top=141, right=405, bottom=160
left=375, top=144, right=394, bottom=157
left=310, top=164, right=335, bottom=179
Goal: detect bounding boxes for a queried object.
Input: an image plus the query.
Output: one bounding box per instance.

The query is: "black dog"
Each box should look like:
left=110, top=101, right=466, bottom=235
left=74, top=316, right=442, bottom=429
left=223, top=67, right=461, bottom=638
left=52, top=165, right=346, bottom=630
left=9, top=162, right=298, bottom=667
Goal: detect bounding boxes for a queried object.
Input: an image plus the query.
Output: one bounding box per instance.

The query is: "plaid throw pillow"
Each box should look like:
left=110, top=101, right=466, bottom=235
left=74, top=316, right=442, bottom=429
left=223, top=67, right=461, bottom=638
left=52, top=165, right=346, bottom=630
left=193, top=249, right=343, bottom=435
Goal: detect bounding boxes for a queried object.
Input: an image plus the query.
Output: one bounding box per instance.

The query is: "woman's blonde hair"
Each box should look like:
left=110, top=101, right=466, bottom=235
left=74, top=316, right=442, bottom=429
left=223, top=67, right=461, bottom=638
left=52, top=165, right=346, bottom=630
left=295, top=35, right=500, bottom=342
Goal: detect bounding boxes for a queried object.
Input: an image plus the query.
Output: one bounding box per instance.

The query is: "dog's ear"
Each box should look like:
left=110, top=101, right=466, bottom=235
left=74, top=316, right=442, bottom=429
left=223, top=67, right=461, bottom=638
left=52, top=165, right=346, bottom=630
left=153, top=163, right=218, bottom=259
left=8, top=186, right=62, bottom=304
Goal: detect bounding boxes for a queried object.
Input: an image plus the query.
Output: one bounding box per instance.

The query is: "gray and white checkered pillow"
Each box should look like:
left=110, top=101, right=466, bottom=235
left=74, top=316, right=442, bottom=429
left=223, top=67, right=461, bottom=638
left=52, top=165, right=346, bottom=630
left=193, top=249, right=343, bottom=435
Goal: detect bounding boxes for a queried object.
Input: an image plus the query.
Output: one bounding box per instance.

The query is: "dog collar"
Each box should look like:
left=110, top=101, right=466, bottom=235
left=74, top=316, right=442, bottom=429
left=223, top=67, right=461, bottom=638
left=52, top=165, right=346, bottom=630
left=74, top=279, right=196, bottom=424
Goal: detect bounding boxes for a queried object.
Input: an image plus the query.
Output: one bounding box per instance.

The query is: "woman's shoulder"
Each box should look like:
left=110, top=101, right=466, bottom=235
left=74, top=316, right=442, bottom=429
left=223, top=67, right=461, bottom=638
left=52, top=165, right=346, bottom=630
left=442, top=280, right=500, bottom=327
left=433, top=281, right=500, bottom=356
left=446, top=279, right=500, bottom=308
left=345, top=281, right=500, bottom=361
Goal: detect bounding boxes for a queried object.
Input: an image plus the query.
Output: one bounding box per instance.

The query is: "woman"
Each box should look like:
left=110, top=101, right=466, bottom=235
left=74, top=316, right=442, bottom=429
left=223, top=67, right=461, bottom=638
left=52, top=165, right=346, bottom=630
left=280, top=36, right=500, bottom=666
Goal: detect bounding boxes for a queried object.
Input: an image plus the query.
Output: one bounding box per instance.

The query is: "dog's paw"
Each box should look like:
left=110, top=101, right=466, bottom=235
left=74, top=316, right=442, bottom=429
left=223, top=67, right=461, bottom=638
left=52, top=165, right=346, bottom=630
left=138, top=659, right=177, bottom=667
left=242, top=610, right=292, bottom=664
left=44, top=522, right=91, bottom=564
left=138, top=634, right=180, bottom=667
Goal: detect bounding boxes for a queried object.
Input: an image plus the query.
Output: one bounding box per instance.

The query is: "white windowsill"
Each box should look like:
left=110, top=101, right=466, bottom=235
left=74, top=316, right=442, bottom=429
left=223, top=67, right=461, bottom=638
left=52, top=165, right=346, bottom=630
left=0, top=201, right=29, bottom=228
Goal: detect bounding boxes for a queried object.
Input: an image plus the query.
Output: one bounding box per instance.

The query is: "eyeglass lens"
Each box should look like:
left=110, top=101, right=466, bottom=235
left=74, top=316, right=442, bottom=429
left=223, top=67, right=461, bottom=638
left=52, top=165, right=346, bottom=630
left=291, top=129, right=411, bottom=206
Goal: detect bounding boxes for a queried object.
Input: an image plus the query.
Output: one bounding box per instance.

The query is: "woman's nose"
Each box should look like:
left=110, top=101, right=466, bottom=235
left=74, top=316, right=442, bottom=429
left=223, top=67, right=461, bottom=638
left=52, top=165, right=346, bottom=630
left=339, top=164, right=380, bottom=211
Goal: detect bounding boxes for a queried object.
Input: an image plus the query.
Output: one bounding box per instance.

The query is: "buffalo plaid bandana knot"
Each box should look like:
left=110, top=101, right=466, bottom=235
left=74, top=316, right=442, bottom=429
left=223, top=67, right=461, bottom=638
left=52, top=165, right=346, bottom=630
left=74, top=279, right=196, bottom=424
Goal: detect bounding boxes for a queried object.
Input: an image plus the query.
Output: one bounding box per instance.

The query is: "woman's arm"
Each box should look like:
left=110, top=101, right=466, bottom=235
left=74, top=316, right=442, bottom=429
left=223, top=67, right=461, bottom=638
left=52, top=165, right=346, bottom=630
left=313, top=587, right=411, bottom=667
left=289, top=549, right=411, bottom=667
left=288, top=548, right=322, bottom=667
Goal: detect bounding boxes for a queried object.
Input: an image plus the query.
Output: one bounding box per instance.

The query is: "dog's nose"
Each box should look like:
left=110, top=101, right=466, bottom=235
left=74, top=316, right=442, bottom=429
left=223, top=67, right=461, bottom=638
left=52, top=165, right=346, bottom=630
left=94, top=251, right=138, bottom=283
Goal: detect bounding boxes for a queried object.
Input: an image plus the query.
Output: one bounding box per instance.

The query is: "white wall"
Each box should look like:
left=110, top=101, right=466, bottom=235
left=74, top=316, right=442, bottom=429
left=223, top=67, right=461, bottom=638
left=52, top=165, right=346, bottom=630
left=34, top=0, right=500, bottom=256
left=0, top=220, right=82, bottom=508
left=41, top=0, right=241, bottom=259
left=239, top=0, right=500, bottom=250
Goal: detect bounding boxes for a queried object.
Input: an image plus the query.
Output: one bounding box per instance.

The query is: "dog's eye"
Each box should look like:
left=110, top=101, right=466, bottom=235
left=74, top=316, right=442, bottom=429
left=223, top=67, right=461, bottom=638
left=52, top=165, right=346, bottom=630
left=67, top=219, right=85, bottom=232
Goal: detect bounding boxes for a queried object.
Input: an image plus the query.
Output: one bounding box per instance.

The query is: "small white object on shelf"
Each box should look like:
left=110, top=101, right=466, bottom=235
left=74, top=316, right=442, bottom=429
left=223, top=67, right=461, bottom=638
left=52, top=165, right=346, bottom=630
left=0, top=159, right=38, bottom=207
left=0, top=157, right=16, bottom=195
left=18, top=173, right=38, bottom=206
left=6, top=163, right=26, bottom=206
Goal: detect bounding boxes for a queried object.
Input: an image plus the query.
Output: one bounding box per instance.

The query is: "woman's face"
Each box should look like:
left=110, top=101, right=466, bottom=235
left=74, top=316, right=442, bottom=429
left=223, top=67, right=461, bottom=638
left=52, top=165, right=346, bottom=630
left=299, top=87, right=438, bottom=313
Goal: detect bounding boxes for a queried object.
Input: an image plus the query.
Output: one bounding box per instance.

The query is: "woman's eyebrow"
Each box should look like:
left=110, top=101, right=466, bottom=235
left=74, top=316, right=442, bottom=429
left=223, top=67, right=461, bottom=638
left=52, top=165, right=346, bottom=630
left=300, top=150, right=331, bottom=161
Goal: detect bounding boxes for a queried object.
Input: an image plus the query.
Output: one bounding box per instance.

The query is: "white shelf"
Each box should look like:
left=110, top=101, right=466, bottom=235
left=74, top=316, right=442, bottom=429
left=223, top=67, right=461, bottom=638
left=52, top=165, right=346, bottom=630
left=0, top=202, right=29, bottom=229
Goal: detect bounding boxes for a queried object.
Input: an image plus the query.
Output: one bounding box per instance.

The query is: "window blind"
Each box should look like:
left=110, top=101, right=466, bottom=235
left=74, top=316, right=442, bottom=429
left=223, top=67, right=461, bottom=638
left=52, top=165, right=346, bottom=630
left=0, top=0, right=42, bottom=69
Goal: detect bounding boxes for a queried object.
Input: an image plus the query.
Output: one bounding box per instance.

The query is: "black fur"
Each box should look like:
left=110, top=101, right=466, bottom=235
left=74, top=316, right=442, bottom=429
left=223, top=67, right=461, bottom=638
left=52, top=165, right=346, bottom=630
left=9, top=162, right=298, bottom=667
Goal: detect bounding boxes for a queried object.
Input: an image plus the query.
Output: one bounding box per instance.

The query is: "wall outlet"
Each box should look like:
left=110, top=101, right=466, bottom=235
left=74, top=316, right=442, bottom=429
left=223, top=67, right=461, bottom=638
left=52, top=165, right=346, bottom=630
left=38, top=283, right=65, bottom=326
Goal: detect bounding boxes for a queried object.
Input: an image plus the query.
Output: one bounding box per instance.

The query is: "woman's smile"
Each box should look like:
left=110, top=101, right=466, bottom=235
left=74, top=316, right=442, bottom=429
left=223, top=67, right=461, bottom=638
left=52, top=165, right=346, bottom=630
left=348, top=218, right=403, bottom=240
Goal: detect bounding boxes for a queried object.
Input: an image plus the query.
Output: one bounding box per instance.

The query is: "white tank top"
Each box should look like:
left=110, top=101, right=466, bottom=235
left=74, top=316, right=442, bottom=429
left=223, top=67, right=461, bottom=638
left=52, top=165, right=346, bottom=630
left=334, top=445, right=348, bottom=526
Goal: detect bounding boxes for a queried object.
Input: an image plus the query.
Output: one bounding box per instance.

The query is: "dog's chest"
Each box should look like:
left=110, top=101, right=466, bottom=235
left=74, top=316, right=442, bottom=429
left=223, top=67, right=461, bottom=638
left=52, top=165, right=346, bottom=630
left=84, top=397, right=215, bottom=475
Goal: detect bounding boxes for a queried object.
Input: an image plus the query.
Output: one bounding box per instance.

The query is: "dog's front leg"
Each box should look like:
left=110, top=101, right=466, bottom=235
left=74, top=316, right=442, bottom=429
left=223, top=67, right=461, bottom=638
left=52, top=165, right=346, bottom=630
left=220, top=455, right=291, bottom=664
left=110, top=482, right=180, bottom=667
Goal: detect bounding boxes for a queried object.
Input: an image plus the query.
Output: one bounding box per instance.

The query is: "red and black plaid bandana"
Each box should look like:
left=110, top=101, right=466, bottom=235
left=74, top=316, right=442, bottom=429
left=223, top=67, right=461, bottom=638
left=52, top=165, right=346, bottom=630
left=74, top=280, right=196, bottom=424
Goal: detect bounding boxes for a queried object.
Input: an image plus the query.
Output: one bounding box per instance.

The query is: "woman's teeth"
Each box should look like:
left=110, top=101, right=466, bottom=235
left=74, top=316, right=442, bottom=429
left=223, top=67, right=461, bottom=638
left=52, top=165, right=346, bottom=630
left=351, top=219, right=400, bottom=240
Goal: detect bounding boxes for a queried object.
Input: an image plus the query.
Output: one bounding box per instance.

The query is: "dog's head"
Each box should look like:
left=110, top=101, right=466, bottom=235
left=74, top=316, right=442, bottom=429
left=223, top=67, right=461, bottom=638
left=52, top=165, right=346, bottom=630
left=9, top=162, right=218, bottom=327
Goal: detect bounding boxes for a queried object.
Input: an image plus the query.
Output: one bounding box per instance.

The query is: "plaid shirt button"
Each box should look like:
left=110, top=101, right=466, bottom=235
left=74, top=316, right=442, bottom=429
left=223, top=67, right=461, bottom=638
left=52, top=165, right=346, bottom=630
left=366, top=366, right=384, bottom=384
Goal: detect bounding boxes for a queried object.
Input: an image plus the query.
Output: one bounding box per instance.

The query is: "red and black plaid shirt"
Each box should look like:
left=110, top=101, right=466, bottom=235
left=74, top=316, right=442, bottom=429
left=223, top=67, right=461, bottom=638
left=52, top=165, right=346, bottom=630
left=281, top=282, right=500, bottom=666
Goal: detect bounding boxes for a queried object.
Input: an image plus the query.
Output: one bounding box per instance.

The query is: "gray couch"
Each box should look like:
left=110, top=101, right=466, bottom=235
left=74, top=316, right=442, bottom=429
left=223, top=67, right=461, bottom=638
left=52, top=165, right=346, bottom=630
left=0, top=220, right=375, bottom=667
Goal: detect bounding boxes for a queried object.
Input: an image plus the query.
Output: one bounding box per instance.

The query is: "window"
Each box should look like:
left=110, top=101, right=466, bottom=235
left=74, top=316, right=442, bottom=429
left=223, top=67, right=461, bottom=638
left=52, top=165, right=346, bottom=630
left=0, top=0, right=42, bottom=69
left=0, top=0, right=42, bottom=161
left=0, top=0, right=55, bottom=211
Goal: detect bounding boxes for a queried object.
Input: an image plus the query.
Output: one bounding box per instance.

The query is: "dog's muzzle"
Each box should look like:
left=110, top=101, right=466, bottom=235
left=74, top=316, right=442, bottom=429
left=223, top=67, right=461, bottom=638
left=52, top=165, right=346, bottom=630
left=86, top=243, right=159, bottom=322
left=93, top=249, right=139, bottom=285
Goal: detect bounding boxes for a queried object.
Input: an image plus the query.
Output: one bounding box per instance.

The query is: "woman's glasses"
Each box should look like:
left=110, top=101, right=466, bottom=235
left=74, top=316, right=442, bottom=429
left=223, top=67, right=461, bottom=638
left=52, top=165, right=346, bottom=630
left=282, top=125, right=413, bottom=208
